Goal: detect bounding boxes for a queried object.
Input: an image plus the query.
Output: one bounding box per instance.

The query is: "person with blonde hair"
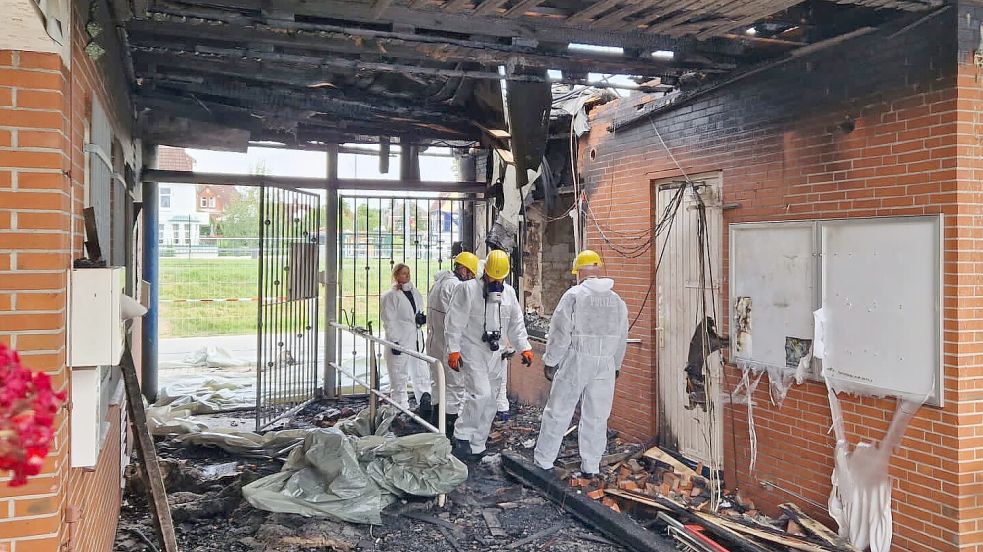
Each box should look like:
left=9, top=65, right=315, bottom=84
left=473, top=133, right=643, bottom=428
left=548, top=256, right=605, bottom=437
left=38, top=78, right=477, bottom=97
left=380, top=263, right=432, bottom=411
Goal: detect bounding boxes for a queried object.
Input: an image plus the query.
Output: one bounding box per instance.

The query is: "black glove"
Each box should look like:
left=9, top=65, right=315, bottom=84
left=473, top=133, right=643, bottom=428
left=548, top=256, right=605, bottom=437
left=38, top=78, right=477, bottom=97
left=415, top=312, right=427, bottom=325
left=544, top=365, right=558, bottom=381
left=391, top=342, right=401, bottom=356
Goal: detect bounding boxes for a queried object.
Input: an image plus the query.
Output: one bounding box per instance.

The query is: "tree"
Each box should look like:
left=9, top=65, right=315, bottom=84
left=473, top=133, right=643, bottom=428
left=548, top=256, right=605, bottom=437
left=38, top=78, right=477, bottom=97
left=217, top=188, right=260, bottom=249
left=354, top=203, right=383, bottom=231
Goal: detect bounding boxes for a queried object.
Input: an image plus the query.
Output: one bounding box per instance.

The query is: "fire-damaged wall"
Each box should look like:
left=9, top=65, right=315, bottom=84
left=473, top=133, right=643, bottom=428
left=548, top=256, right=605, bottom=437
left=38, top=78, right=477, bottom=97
left=579, top=5, right=983, bottom=550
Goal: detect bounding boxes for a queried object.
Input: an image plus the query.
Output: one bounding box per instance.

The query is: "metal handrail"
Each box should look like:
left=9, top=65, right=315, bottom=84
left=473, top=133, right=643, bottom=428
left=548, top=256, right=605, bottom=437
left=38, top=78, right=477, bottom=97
left=328, top=322, right=446, bottom=437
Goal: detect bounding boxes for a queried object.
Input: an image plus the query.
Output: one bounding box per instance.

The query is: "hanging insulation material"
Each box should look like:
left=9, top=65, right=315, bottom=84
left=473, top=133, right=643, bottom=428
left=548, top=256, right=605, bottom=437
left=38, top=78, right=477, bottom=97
left=816, top=308, right=927, bottom=551
left=730, top=365, right=764, bottom=473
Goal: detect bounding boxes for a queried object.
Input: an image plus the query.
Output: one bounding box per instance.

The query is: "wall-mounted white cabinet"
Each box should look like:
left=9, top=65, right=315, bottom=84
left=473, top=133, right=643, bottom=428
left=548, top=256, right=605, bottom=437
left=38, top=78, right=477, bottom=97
left=70, top=267, right=124, bottom=367
left=70, top=367, right=101, bottom=467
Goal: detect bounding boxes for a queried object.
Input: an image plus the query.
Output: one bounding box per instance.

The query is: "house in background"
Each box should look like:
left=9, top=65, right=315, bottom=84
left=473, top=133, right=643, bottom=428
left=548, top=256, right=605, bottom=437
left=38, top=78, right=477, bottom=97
left=156, top=147, right=209, bottom=250
left=197, top=184, right=241, bottom=236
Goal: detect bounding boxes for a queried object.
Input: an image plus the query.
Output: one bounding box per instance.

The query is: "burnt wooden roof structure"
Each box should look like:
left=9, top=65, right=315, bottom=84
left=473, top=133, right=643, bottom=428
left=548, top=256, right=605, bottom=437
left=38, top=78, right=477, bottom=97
left=106, top=0, right=944, bottom=151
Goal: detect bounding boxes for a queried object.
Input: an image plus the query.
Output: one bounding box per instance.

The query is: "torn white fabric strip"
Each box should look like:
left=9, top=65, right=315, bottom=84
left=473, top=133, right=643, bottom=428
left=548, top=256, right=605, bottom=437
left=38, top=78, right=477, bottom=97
left=824, top=383, right=926, bottom=551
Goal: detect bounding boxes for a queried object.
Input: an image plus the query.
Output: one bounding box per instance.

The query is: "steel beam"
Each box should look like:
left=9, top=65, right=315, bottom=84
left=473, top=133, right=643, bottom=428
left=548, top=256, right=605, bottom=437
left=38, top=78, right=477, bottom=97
left=323, top=144, right=339, bottom=399
left=140, top=169, right=487, bottom=194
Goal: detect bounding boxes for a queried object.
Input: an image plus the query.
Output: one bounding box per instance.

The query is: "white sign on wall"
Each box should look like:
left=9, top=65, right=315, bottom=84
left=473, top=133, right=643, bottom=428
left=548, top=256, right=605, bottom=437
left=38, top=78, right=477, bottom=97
left=820, top=216, right=942, bottom=405
left=730, top=222, right=818, bottom=374
left=730, top=215, right=943, bottom=406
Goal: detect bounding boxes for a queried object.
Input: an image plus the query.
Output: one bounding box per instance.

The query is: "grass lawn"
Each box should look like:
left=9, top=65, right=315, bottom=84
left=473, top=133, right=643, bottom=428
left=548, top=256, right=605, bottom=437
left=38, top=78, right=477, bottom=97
left=160, top=256, right=451, bottom=338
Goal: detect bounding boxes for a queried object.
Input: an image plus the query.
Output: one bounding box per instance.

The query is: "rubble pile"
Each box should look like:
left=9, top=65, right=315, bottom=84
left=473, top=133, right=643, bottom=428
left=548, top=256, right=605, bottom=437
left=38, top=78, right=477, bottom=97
left=554, top=445, right=859, bottom=552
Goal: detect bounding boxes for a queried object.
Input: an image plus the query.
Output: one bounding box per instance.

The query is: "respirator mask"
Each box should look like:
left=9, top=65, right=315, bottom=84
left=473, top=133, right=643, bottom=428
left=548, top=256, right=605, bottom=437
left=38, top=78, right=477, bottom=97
left=484, top=280, right=504, bottom=304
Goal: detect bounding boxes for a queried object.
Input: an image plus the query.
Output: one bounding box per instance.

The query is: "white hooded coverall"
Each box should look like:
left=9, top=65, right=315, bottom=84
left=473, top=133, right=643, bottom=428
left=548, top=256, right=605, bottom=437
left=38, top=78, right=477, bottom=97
left=534, top=277, right=628, bottom=474
left=475, top=260, right=510, bottom=413
left=445, top=278, right=530, bottom=454
left=380, top=282, right=432, bottom=409
left=426, top=271, right=466, bottom=414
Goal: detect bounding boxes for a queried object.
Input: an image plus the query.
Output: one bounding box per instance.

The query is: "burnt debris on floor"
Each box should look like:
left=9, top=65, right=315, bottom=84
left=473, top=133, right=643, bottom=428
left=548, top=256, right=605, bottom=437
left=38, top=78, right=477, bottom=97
left=506, top=439, right=861, bottom=552
left=116, top=393, right=845, bottom=552
left=114, top=399, right=629, bottom=552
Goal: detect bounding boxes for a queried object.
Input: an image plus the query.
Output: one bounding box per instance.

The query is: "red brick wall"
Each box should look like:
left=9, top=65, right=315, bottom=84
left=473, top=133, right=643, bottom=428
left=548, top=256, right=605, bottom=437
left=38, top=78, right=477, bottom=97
left=0, top=2, right=136, bottom=550
left=581, top=8, right=972, bottom=551
left=66, top=402, right=124, bottom=552
left=0, top=45, right=74, bottom=552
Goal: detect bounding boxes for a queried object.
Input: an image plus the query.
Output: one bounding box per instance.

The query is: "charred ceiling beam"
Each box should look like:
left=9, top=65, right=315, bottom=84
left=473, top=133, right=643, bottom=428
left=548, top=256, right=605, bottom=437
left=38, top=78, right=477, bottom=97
left=131, top=43, right=690, bottom=92
left=206, top=0, right=683, bottom=50
left=134, top=90, right=478, bottom=141
left=131, top=48, right=456, bottom=105
left=137, top=77, right=477, bottom=132
left=124, top=16, right=729, bottom=77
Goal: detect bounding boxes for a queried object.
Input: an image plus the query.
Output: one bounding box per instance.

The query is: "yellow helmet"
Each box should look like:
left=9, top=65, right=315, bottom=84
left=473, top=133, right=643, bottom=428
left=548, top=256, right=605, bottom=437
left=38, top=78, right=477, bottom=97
left=484, top=250, right=510, bottom=280
left=571, top=249, right=603, bottom=275
left=453, top=252, right=479, bottom=276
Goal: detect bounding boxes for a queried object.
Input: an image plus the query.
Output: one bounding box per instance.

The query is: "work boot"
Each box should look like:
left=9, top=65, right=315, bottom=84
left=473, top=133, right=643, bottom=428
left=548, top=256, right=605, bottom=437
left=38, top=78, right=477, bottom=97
left=452, top=438, right=473, bottom=461
left=414, top=392, right=432, bottom=423
left=444, top=413, right=459, bottom=440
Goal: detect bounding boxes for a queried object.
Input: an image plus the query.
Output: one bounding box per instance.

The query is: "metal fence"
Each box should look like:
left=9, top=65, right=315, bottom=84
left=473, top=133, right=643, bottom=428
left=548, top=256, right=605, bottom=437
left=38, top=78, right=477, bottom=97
left=158, top=239, right=261, bottom=339
left=256, top=186, right=321, bottom=430
left=334, top=195, right=479, bottom=398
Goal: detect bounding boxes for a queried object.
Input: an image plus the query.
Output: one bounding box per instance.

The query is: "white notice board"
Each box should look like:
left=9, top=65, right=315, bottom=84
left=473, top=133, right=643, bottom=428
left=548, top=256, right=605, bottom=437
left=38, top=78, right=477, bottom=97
left=729, top=222, right=818, bottom=372
left=820, top=215, right=942, bottom=405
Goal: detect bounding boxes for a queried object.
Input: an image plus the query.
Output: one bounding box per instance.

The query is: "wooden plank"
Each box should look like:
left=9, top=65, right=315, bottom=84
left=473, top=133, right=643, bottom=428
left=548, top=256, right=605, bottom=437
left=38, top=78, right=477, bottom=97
left=643, top=447, right=699, bottom=478
left=121, top=347, right=179, bottom=552
left=371, top=0, right=394, bottom=19
left=603, top=489, right=673, bottom=511
left=482, top=509, right=508, bottom=537
left=504, top=0, right=544, bottom=17
left=443, top=0, right=474, bottom=11
left=645, top=0, right=717, bottom=33
left=779, top=503, right=860, bottom=552
left=693, top=512, right=837, bottom=552
left=266, top=0, right=675, bottom=50
left=506, top=525, right=563, bottom=549
left=696, top=0, right=803, bottom=39
left=568, top=0, right=623, bottom=23
left=473, top=0, right=508, bottom=15
left=592, top=1, right=653, bottom=29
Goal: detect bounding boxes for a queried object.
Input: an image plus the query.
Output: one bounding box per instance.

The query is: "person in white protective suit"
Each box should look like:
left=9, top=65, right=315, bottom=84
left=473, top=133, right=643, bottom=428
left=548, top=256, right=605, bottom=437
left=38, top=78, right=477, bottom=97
left=534, top=250, right=628, bottom=475
left=380, top=263, right=432, bottom=412
left=426, top=251, right=479, bottom=436
left=477, top=258, right=513, bottom=423
left=445, top=250, right=533, bottom=459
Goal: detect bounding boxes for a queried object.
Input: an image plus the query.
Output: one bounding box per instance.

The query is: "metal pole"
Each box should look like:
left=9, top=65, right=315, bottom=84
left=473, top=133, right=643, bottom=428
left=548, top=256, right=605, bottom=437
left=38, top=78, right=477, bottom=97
left=369, top=340, right=378, bottom=434
left=140, top=144, right=159, bottom=402
left=324, top=144, right=339, bottom=398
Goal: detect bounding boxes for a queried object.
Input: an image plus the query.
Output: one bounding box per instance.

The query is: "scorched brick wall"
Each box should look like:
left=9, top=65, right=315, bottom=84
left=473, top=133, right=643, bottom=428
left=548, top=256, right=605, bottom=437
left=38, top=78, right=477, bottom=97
left=580, top=5, right=983, bottom=550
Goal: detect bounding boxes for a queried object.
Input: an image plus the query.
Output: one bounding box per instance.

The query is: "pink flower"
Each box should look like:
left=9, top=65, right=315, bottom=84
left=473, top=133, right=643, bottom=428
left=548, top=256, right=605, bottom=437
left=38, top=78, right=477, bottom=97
left=0, top=344, right=66, bottom=487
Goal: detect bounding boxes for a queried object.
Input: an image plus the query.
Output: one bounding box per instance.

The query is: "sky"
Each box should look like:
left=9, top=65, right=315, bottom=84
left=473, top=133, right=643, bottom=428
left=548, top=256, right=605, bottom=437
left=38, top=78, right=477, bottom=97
left=186, top=146, right=459, bottom=188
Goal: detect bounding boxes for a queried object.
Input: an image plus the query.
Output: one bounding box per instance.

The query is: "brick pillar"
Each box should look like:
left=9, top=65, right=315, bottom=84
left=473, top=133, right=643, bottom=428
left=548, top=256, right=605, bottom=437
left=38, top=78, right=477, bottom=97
left=0, top=49, right=72, bottom=550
